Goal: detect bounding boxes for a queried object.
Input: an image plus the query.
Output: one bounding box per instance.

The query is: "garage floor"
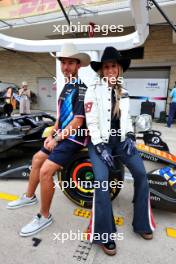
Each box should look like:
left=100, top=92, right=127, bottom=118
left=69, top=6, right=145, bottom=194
left=0, top=179, right=175, bottom=264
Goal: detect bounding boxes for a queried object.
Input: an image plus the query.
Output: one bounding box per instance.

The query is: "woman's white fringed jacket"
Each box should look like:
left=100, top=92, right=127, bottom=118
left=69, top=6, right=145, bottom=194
left=84, top=81, right=134, bottom=146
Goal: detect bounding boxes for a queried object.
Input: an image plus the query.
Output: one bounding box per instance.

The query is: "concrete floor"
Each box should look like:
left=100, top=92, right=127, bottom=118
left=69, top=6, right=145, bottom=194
left=0, top=119, right=176, bottom=264
left=0, top=180, right=175, bottom=264
left=152, top=122, right=176, bottom=156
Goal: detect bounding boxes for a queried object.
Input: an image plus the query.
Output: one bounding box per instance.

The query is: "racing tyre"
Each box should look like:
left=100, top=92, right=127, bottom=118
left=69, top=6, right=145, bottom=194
left=59, top=149, right=124, bottom=208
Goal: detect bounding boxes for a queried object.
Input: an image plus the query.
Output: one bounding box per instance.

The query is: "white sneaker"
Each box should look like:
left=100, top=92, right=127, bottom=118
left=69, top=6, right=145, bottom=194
left=6, top=194, right=38, bottom=209
left=20, top=213, right=53, bottom=237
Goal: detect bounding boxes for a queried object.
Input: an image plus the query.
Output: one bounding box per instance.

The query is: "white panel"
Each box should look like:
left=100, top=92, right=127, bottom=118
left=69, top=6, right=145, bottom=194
left=78, top=51, right=100, bottom=87
left=0, top=0, right=149, bottom=52
left=125, top=78, right=169, bottom=118
left=37, top=77, right=56, bottom=111
left=56, top=52, right=65, bottom=100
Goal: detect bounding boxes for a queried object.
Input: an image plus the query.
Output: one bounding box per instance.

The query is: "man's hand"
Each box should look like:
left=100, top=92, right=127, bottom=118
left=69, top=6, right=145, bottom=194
left=45, top=138, right=57, bottom=152
left=95, top=143, right=115, bottom=169
left=44, top=135, right=53, bottom=149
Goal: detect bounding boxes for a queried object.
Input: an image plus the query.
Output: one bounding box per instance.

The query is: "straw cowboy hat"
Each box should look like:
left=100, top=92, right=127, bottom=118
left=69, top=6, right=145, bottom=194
left=22, top=81, right=28, bottom=86
left=54, top=43, right=90, bottom=67
left=91, top=46, right=131, bottom=72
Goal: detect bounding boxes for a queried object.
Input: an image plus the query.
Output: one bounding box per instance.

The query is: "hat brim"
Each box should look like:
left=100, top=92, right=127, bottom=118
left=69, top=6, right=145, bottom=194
left=58, top=52, right=90, bottom=67
left=91, top=58, right=131, bottom=73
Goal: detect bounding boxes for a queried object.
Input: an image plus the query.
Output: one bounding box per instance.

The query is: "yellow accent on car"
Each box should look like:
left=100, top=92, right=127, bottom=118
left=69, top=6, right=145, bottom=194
left=42, top=126, right=54, bottom=138
left=136, top=144, right=176, bottom=163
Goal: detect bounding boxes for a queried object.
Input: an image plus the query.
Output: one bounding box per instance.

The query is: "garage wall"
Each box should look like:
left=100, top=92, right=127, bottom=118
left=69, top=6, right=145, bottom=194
left=37, top=77, right=56, bottom=111
left=124, top=68, right=170, bottom=117
left=0, top=25, right=175, bottom=112
left=128, top=25, right=176, bottom=113
left=0, top=51, right=56, bottom=109
left=169, top=65, right=176, bottom=89
left=132, top=26, right=176, bottom=67
left=131, top=25, right=176, bottom=90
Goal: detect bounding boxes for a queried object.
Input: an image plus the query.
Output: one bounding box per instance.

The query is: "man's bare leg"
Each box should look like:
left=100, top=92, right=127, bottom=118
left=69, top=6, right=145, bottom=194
left=39, top=159, right=62, bottom=218
left=26, top=150, right=49, bottom=198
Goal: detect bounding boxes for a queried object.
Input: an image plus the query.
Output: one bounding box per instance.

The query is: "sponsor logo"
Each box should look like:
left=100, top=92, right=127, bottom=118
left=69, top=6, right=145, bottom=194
left=146, top=82, right=159, bottom=89
left=150, top=195, right=161, bottom=202
left=148, top=179, right=168, bottom=186
left=139, top=152, right=158, bottom=162
left=151, top=137, right=160, bottom=144
left=137, top=144, right=176, bottom=164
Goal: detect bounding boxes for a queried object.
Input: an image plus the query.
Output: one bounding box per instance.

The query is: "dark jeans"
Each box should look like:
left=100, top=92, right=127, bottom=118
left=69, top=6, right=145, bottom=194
left=167, top=102, right=176, bottom=127
left=87, top=136, right=156, bottom=244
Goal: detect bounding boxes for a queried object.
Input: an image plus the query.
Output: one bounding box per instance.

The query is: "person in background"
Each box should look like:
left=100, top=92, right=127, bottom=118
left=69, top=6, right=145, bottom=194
left=167, top=81, right=176, bottom=127
left=19, top=81, right=31, bottom=115
left=5, top=86, right=13, bottom=117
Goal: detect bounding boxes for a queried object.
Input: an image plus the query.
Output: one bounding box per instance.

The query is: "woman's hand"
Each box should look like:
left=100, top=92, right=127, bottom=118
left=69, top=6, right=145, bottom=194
left=95, top=143, right=116, bottom=169
left=123, top=132, right=136, bottom=156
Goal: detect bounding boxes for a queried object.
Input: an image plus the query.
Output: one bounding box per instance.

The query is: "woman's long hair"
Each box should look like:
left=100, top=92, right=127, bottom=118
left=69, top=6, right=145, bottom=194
left=99, top=63, right=123, bottom=118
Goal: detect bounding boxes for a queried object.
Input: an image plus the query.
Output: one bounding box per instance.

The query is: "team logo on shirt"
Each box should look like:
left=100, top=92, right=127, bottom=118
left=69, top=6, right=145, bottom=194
left=85, top=102, right=93, bottom=113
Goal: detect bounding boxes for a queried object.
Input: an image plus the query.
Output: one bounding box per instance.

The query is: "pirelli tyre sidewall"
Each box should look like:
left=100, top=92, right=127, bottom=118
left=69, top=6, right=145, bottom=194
left=59, top=149, right=124, bottom=209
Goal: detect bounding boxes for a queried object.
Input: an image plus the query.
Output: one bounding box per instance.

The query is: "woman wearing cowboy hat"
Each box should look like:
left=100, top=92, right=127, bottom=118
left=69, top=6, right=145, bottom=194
left=84, top=47, right=156, bottom=256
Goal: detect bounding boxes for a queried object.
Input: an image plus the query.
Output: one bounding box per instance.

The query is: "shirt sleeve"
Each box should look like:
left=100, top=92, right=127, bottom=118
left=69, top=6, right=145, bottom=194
left=72, top=88, right=85, bottom=118
left=84, top=85, right=103, bottom=145
left=170, top=88, right=176, bottom=97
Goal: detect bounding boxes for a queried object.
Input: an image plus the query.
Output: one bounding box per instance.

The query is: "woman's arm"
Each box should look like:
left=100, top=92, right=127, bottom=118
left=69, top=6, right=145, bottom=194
left=84, top=86, right=102, bottom=145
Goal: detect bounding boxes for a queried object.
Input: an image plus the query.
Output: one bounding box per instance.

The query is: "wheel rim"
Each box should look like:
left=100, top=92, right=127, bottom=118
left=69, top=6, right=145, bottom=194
left=72, top=162, right=94, bottom=195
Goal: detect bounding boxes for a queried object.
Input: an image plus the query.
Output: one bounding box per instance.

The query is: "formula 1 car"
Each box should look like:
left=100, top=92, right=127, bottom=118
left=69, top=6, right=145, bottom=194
left=0, top=114, right=176, bottom=212
left=0, top=112, right=56, bottom=179
left=58, top=115, right=176, bottom=212
left=0, top=98, right=13, bottom=118
left=58, top=130, right=176, bottom=212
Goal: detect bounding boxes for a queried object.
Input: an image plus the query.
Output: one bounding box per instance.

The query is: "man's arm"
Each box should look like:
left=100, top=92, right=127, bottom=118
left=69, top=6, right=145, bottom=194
left=54, top=117, right=84, bottom=141
left=19, top=89, right=23, bottom=96
left=46, top=117, right=84, bottom=151
left=43, top=120, right=59, bottom=149
left=51, top=120, right=59, bottom=137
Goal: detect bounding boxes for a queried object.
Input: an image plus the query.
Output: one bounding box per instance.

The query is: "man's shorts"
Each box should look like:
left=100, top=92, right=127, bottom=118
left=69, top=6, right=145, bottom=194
left=41, top=139, right=83, bottom=167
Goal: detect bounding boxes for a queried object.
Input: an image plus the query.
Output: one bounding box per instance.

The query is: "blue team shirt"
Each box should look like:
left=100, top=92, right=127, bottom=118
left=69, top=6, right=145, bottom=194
left=58, top=80, right=88, bottom=146
left=170, top=87, right=176, bottom=103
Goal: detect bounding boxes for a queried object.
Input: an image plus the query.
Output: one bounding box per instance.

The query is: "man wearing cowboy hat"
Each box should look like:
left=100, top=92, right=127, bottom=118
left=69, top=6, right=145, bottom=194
left=7, top=43, right=91, bottom=237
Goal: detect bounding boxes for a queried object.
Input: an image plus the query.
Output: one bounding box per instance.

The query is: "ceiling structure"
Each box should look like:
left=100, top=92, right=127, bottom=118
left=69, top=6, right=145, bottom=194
left=0, top=0, right=175, bottom=40
left=0, top=0, right=175, bottom=53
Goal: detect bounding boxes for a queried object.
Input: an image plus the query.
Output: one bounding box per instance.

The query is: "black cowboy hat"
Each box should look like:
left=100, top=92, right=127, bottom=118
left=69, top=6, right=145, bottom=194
left=91, top=46, right=131, bottom=72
